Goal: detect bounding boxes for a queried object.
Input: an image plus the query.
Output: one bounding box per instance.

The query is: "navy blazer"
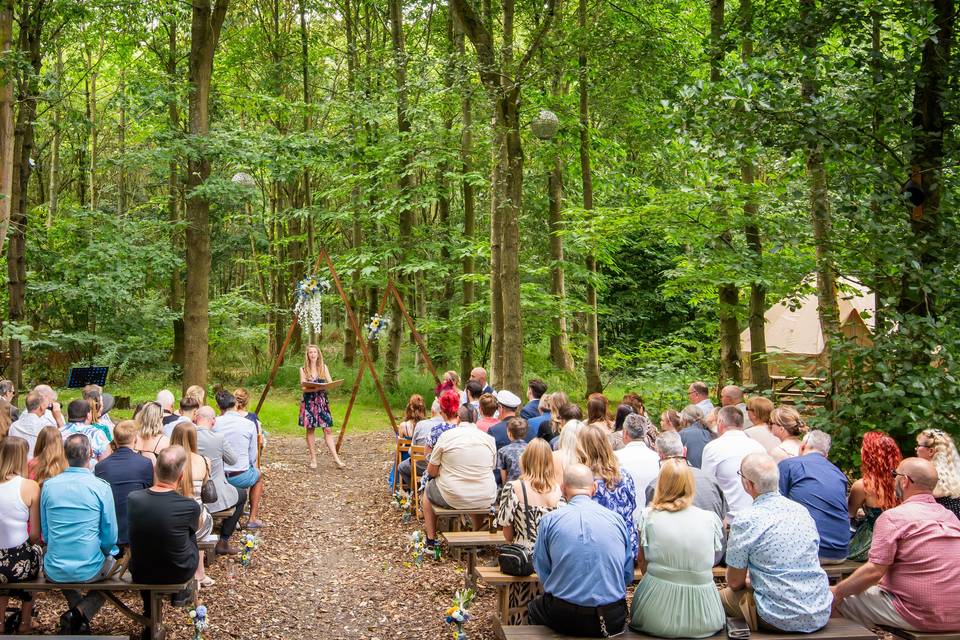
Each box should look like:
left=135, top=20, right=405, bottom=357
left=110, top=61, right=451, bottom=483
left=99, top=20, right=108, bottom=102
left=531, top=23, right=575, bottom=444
left=94, top=447, right=155, bottom=545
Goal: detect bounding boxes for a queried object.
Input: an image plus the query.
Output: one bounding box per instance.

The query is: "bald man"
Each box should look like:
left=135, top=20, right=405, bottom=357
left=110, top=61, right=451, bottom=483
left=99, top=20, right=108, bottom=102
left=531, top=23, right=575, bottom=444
left=832, top=457, right=960, bottom=632
left=528, top=463, right=633, bottom=636
left=460, top=367, right=494, bottom=405
left=720, top=385, right=753, bottom=428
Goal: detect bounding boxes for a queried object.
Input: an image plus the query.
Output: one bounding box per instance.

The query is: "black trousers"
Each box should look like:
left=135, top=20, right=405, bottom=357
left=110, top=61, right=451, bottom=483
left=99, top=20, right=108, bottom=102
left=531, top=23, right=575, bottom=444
left=528, top=592, right=627, bottom=638
left=220, top=487, right=248, bottom=540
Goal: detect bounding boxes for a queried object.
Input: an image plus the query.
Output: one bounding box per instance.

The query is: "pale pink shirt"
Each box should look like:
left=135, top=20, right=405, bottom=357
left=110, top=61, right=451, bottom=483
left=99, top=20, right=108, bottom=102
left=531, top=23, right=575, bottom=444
left=870, top=493, right=960, bottom=631
left=475, top=416, right=498, bottom=433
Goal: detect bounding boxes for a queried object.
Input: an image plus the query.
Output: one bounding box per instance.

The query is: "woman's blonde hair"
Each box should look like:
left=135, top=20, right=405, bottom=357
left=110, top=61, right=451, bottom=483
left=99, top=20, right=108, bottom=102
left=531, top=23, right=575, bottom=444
left=770, top=406, right=805, bottom=437
left=171, top=422, right=200, bottom=499
left=137, top=402, right=164, bottom=438
left=557, top=420, right=584, bottom=469
left=234, top=388, right=251, bottom=411
left=520, top=439, right=556, bottom=493
left=651, top=458, right=695, bottom=512
left=185, top=385, right=207, bottom=406
left=303, top=344, right=325, bottom=379
left=0, top=436, right=28, bottom=479
left=576, top=424, right=621, bottom=487
left=919, top=429, right=960, bottom=498
left=32, top=426, right=67, bottom=485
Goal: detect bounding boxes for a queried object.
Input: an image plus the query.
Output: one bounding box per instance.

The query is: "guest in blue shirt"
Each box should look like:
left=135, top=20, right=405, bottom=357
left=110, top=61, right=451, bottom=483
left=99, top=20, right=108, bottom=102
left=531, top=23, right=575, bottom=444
left=520, top=379, right=547, bottom=420
left=530, top=463, right=633, bottom=637
left=94, top=421, right=155, bottom=547
left=41, top=434, right=119, bottom=635
left=528, top=392, right=557, bottom=441
left=678, top=405, right=713, bottom=468
left=778, top=429, right=850, bottom=562
left=722, top=453, right=832, bottom=633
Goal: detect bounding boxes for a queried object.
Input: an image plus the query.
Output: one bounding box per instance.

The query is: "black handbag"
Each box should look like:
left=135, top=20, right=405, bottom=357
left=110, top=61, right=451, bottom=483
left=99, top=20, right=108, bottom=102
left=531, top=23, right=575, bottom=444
left=498, top=481, right=535, bottom=576
left=200, top=459, right=218, bottom=504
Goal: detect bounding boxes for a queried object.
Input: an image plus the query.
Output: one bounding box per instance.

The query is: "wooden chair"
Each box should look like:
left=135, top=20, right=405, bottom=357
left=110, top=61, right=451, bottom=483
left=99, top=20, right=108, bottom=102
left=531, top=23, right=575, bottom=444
left=408, top=444, right=428, bottom=518
left=392, top=437, right=413, bottom=492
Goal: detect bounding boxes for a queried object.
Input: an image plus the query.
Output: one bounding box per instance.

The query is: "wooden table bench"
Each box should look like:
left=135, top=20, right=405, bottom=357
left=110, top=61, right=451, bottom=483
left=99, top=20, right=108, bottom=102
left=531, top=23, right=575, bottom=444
left=7, top=577, right=192, bottom=640
left=440, top=531, right=506, bottom=585
left=478, top=566, right=643, bottom=626
left=434, top=506, right=493, bottom=533
left=501, top=618, right=876, bottom=640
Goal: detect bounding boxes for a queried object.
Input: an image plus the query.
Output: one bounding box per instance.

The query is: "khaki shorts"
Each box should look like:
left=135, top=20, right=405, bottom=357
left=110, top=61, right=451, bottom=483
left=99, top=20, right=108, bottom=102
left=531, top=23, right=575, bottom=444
left=425, top=479, right=452, bottom=509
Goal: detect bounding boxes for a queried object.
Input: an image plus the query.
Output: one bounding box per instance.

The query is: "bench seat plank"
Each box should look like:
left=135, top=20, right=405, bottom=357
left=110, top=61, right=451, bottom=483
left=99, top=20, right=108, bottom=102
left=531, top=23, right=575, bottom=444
left=7, top=578, right=188, bottom=592
left=441, top=531, right=506, bottom=547
left=0, top=636, right=130, bottom=639
left=880, top=627, right=960, bottom=640
left=502, top=619, right=875, bottom=640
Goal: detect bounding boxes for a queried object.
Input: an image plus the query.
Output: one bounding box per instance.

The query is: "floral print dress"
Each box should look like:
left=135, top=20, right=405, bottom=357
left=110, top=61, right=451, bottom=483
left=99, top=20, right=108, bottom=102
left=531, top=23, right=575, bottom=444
left=299, top=374, right=333, bottom=431
left=593, top=469, right=639, bottom=559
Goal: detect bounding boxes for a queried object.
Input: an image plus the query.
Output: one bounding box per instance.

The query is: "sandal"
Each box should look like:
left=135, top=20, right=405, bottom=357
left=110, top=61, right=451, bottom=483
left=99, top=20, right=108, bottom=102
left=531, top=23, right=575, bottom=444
left=245, top=519, right=265, bottom=530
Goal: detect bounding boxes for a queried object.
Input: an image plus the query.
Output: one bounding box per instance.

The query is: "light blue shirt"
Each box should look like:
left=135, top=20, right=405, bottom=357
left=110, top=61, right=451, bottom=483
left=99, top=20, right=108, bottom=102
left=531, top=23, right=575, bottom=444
left=726, top=491, right=832, bottom=632
left=214, top=412, right=258, bottom=473
left=533, top=494, right=633, bottom=606
left=41, top=467, right=118, bottom=582
left=61, top=422, right=110, bottom=464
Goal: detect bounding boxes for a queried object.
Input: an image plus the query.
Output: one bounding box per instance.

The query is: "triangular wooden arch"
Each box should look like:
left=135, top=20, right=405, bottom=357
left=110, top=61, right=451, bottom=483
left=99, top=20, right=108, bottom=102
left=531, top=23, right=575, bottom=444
left=254, top=249, right=440, bottom=457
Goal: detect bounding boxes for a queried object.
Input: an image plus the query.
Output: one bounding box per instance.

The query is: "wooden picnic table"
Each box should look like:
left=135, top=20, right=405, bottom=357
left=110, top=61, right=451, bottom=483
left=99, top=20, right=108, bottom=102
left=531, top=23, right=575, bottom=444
left=500, top=618, right=876, bottom=640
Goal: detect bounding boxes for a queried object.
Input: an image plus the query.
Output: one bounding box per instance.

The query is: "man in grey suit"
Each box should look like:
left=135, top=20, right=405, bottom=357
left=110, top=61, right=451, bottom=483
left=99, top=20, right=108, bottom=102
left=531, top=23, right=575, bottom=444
left=195, top=406, right=245, bottom=555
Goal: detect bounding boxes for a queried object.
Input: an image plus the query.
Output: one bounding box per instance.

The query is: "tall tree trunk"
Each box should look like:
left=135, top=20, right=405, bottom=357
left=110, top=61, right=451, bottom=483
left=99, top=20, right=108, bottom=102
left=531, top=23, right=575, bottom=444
left=547, top=139, right=573, bottom=371
left=183, top=0, right=229, bottom=388
left=46, top=47, right=61, bottom=229
left=0, top=0, right=13, bottom=249
left=165, top=20, right=185, bottom=370
left=799, top=0, right=839, bottom=386
left=899, top=0, right=953, bottom=320
left=579, top=0, right=601, bottom=393
left=454, top=17, right=476, bottom=377
left=342, top=0, right=358, bottom=367
left=117, top=71, right=127, bottom=215
left=86, top=44, right=98, bottom=211
left=740, top=0, right=769, bottom=389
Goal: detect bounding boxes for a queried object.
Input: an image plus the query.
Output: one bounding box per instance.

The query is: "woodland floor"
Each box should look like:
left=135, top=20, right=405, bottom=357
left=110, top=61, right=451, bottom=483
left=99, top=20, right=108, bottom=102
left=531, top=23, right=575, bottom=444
left=28, top=432, right=499, bottom=639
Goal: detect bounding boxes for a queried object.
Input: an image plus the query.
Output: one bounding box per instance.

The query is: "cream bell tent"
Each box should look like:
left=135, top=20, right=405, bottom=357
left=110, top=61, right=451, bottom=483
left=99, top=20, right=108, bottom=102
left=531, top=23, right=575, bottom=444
left=740, top=278, right=874, bottom=382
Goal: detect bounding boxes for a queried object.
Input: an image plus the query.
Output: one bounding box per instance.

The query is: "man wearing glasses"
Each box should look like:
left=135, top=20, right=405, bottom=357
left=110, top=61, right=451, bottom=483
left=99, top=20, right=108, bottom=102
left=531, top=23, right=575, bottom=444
left=831, top=458, right=960, bottom=632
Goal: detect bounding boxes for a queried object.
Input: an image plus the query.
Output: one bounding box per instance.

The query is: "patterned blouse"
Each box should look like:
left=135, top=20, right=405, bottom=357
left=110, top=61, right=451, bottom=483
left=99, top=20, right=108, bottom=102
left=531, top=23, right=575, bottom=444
left=592, top=469, right=638, bottom=559
left=495, top=480, right=558, bottom=548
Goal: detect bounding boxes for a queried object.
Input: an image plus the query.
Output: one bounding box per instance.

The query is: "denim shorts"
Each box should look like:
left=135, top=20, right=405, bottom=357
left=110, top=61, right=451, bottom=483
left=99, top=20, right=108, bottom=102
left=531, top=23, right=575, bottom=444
left=227, top=466, right=261, bottom=489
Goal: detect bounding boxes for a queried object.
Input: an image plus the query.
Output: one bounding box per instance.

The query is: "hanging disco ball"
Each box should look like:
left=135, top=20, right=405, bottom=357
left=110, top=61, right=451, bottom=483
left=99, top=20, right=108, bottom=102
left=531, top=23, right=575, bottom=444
left=531, top=110, right=560, bottom=140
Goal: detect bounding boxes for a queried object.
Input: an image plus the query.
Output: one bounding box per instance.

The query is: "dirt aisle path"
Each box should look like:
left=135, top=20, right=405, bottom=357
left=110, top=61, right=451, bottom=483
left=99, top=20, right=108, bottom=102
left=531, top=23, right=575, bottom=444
left=30, top=432, right=498, bottom=639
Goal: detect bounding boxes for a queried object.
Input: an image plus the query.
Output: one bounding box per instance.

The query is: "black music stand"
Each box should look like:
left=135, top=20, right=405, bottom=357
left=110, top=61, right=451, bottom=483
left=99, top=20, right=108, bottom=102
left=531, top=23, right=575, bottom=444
left=66, top=367, right=108, bottom=389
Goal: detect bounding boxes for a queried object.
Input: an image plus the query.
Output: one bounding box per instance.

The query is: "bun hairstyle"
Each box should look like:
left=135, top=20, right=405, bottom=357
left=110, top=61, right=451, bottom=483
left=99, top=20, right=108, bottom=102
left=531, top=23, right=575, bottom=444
left=770, top=406, right=805, bottom=437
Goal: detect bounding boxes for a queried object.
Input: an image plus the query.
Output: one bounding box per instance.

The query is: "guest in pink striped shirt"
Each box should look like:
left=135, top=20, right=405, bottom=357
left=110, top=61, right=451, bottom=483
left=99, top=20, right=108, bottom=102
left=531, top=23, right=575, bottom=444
left=831, top=457, right=960, bottom=632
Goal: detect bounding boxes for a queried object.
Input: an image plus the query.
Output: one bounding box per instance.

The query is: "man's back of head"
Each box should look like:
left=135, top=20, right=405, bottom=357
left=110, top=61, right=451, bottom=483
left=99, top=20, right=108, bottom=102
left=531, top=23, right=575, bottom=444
left=24, top=391, right=44, bottom=415
left=655, top=431, right=684, bottom=459
left=33, top=384, right=55, bottom=402
left=720, top=385, right=744, bottom=406
left=64, top=434, right=92, bottom=468
left=741, top=452, right=779, bottom=497
left=717, top=405, right=744, bottom=433
left=528, top=378, right=547, bottom=400
left=802, top=430, right=832, bottom=457
left=156, top=389, right=175, bottom=412
left=67, top=399, right=90, bottom=424
left=215, top=390, right=236, bottom=413
left=689, top=381, right=709, bottom=400
left=465, top=379, right=483, bottom=401
left=900, top=457, right=939, bottom=495
left=562, top=463, right=596, bottom=500
left=156, top=445, right=187, bottom=485
left=470, top=367, right=487, bottom=384
left=179, top=396, right=200, bottom=414
left=195, top=405, right=216, bottom=427
left=112, top=420, right=139, bottom=447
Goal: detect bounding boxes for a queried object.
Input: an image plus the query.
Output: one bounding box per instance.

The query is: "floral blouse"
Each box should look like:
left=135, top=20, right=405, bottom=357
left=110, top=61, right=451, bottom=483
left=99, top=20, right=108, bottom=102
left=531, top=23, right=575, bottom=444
left=593, top=469, right=638, bottom=559
left=495, top=480, right=558, bottom=548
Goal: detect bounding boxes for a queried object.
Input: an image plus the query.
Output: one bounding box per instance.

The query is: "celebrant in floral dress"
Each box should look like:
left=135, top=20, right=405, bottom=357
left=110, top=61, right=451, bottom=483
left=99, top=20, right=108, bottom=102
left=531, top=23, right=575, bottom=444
left=300, top=344, right=345, bottom=470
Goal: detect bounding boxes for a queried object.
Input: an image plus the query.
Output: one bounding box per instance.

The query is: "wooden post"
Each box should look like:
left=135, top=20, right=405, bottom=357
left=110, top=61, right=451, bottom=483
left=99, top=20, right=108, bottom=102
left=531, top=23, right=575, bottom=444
left=387, top=281, right=440, bottom=383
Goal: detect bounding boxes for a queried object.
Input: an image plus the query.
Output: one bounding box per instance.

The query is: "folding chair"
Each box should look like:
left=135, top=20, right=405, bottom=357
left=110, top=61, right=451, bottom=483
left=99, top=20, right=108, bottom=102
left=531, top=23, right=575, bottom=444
left=408, top=444, right=428, bottom=519
left=392, top=437, right=413, bottom=492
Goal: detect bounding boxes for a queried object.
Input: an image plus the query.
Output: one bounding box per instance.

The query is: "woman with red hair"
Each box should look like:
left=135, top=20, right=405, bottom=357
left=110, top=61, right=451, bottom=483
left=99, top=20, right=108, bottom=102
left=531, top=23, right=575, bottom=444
left=847, top=431, right=903, bottom=561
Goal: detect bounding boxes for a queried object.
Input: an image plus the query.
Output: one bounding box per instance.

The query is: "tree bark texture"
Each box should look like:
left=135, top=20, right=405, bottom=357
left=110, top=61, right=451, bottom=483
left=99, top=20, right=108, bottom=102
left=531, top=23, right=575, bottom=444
left=454, top=18, right=476, bottom=377
left=0, top=0, right=13, bottom=250
left=46, top=47, right=62, bottom=229
left=166, top=21, right=185, bottom=369
left=548, top=140, right=573, bottom=371
left=183, top=0, right=229, bottom=388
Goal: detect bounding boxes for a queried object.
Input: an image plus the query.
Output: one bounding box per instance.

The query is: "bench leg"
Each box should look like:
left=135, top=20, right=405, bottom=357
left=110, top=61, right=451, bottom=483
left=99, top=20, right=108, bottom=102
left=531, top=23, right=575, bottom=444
left=497, top=584, right=510, bottom=624
left=150, top=591, right=163, bottom=640
left=466, top=549, right=477, bottom=588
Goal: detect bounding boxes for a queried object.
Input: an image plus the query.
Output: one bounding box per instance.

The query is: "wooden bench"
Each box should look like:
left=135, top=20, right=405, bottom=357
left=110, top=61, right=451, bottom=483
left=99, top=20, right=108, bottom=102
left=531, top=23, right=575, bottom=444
left=7, top=577, right=192, bottom=640
left=712, top=561, right=862, bottom=585
left=880, top=628, right=960, bottom=640
left=434, top=506, right=493, bottom=532
left=500, top=618, right=876, bottom=640
left=0, top=636, right=128, bottom=639
left=199, top=533, right=218, bottom=567
left=440, top=531, right=506, bottom=585
left=478, top=566, right=643, bottom=626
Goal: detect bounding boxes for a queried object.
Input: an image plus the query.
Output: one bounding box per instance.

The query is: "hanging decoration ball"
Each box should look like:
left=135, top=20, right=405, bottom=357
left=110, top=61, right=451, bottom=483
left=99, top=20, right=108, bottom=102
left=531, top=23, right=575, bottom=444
left=231, top=172, right=256, bottom=188
left=531, top=110, right=560, bottom=140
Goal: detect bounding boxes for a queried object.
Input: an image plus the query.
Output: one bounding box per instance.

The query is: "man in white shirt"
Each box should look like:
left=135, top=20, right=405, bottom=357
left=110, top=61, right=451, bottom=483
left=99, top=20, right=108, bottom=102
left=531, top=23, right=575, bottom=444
left=720, top=385, right=753, bottom=428
left=688, top=381, right=715, bottom=414
left=615, top=413, right=660, bottom=521
left=33, top=384, right=64, bottom=428
left=700, top=405, right=765, bottom=523
left=9, top=391, right=49, bottom=458
left=422, top=421, right=496, bottom=550
left=213, top=390, right=264, bottom=529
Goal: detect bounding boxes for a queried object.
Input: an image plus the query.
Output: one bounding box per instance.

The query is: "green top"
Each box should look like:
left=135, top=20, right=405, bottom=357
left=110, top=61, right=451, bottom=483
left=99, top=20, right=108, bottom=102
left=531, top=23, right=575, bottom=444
left=630, top=506, right=726, bottom=638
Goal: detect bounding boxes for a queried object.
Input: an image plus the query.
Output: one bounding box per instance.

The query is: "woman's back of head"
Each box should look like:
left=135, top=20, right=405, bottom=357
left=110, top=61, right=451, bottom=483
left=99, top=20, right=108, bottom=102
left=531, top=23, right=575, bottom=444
left=171, top=422, right=199, bottom=455
left=651, top=458, right=695, bottom=512
left=0, top=436, right=28, bottom=480
left=137, top=402, right=164, bottom=438
left=576, top=423, right=621, bottom=487
left=32, top=426, right=67, bottom=485
left=920, top=429, right=960, bottom=498
left=587, top=394, right=610, bottom=425
left=861, top=430, right=903, bottom=510
left=520, top=438, right=556, bottom=494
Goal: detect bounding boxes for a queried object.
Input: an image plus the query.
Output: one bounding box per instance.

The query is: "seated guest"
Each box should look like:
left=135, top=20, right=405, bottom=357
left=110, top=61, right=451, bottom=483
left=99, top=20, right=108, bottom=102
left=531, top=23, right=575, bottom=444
left=529, top=463, right=633, bottom=637
left=462, top=380, right=483, bottom=411
left=61, top=400, right=111, bottom=466
left=720, top=385, right=753, bottom=428
left=398, top=394, right=426, bottom=439
left=659, top=409, right=680, bottom=433
left=744, top=396, right=778, bottom=452
left=848, top=431, right=902, bottom=561
left=163, top=396, right=200, bottom=437
left=778, top=429, right=850, bottom=563
left=587, top=394, right=614, bottom=433
left=195, top=406, right=245, bottom=555
left=520, top=379, right=547, bottom=420
left=769, top=406, right=804, bottom=461
left=33, top=384, right=64, bottom=428
left=700, top=406, right=765, bottom=522
left=496, top=417, right=529, bottom=485
left=722, top=453, right=831, bottom=632
left=678, top=404, right=711, bottom=468
left=94, top=421, right=155, bottom=549
left=630, top=458, right=725, bottom=638
left=0, top=437, right=43, bottom=633
left=82, top=385, right=114, bottom=429
left=185, top=384, right=207, bottom=407
left=475, top=393, right=499, bottom=433
left=0, top=379, right=19, bottom=421
left=134, top=402, right=170, bottom=464
left=489, top=390, right=526, bottom=449
left=832, top=457, right=960, bottom=632
left=0, top=397, right=10, bottom=438
left=128, top=446, right=200, bottom=640
left=42, top=434, right=119, bottom=634
left=687, top=381, right=714, bottom=414
left=577, top=424, right=638, bottom=559
left=156, top=389, right=178, bottom=428
left=528, top=392, right=556, bottom=441
left=551, top=402, right=583, bottom=449
left=914, top=428, right=960, bottom=519
left=496, top=439, right=560, bottom=547
left=396, top=399, right=441, bottom=489
left=214, top=390, right=264, bottom=529
left=428, top=390, right=461, bottom=448
left=28, top=425, right=67, bottom=485
left=422, top=417, right=496, bottom=550
left=9, top=391, right=48, bottom=458
left=615, top=414, right=660, bottom=513
left=552, top=419, right=584, bottom=487
left=234, top=387, right=265, bottom=457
